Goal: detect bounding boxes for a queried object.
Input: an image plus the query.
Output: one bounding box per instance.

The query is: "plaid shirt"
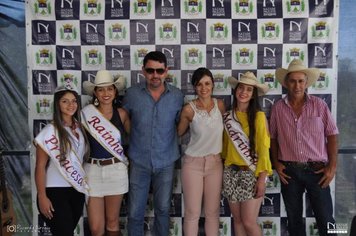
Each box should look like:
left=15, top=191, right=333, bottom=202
left=269, top=94, right=338, bottom=163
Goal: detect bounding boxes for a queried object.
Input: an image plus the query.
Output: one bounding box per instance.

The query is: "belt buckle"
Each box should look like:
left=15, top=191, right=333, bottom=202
left=297, top=162, right=308, bottom=169
left=95, top=158, right=102, bottom=167
left=309, top=162, right=325, bottom=171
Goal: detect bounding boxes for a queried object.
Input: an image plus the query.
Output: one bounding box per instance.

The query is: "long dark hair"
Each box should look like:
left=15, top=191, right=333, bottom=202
left=53, top=90, right=90, bottom=162
left=232, top=85, right=261, bottom=156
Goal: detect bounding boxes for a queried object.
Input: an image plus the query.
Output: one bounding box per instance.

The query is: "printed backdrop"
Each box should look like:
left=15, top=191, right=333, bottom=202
left=26, top=0, right=339, bottom=235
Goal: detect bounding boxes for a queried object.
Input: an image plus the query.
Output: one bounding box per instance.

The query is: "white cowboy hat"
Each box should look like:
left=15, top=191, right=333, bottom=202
left=83, top=70, right=125, bottom=96
left=275, top=59, right=320, bottom=88
left=228, top=71, right=269, bottom=96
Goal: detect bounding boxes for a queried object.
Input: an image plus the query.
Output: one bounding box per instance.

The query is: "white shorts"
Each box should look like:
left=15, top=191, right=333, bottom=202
left=84, top=161, right=128, bottom=197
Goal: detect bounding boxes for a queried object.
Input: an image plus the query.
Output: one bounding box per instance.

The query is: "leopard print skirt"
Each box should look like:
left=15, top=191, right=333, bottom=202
left=222, top=166, right=257, bottom=202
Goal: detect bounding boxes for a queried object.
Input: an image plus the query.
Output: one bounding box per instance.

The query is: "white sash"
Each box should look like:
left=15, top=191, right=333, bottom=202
left=81, top=104, right=128, bottom=166
left=223, top=110, right=257, bottom=172
left=35, top=124, right=89, bottom=195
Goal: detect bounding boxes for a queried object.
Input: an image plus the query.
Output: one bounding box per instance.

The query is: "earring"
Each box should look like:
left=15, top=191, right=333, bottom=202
left=94, top=98, right=99, bottom=106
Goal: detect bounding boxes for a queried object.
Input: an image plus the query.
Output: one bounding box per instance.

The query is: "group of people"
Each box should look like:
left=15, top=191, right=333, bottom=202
left=34, top=51, right=338, bottom=236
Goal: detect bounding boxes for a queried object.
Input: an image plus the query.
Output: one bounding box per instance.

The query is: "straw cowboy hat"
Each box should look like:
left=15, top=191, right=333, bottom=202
left=275, top=59, right=320, bottom=88
left=228, top=71, right=269, bottom=96
left=83, top=70, right=125, bottom=96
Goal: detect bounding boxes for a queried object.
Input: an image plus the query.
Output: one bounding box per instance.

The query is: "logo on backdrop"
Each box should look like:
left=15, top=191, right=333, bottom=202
left=34, top=0, right=52, bottom=16
left=83, top=0, right=102, bottom=16
left=327, top=222, right=348, bottom=234
left=309, top=0, right=334, bottom=17
left=209, top=22, right=228, bottom=41
left=156, top=0, right=180, bottom=18
left=159, top=23, right=177, bottom=41
left=108, top=23, right=127, bottom=41
left=32, top=20, right=56, bottom=45
left=80, top=21, right=105, bottom=45
left=232, top=19, right=258, bottom=44
left=130, top=20, right=155, bottom=44
left=261, top=220, right=278, bottom=236
left=234, top=0, right=254, bottom=15
left=285, top=0, right=305, bottom=14
left=236, top=47, right=254, bottom=66
left=105, top=0, right=129, bottom=19
left=283, top=18, right=308, bottom=43
left=258, top=44, right=282, bottom=69
left=312, top=72, right=329, bottom=90
left=308, top=43, right=333, bottom=68
left=213, top=73, right=228, bottom=91
left=257, top=0, right=283, bottom=18
left=184, top=48, right=203, bottom=66
left=32, top=70, right=57, bottom=95
left=56, top=46, right=81, bottom=70
left=259, top=193, right=280, bottom=217
left=206, top=0, right=231, bottom=18
left=106, top=46, right=130, bottom=70
left=133, top=0, right=152, bottom=15
left=60, top=24, right=78, bottom=42
left=54, top=0, right=80, bottom=19
left=207, top=44, right=232, bottom=69
left=311, top=21, right=330, bottom=39
left=184, top=0, right=203, bottom=15
left=261, top=73, right=278, bottom=90
left=134, top=48, right=148, bottom=67
left=36, top=48, right=54, bottom=66
left=181, top=20, right=206, bottom=44
left=286, top=47, right=305, bottom=63
left=260, top=95, right=281, bottom=118
left=36, top=97, right=53, bottom=115
left=261, top=22, right=280, bottom=40
left=60, top=73, right=79, bottom=88
left=84, top=48, right=103, bottom=67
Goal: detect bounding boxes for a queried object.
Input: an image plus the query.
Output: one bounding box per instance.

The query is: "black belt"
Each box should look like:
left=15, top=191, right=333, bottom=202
left=87, top=157, right=120, bottom=166
left=229, top=164, right=250, bottom=172
left=281, top=161, right=326, bottom=171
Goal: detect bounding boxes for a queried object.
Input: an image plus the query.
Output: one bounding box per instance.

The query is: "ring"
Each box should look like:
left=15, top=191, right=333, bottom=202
left=48, top=210, right=51, bottom=213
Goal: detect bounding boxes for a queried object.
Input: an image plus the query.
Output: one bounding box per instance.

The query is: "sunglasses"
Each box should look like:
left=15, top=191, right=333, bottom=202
left=144, top=68, right=166, bottom=75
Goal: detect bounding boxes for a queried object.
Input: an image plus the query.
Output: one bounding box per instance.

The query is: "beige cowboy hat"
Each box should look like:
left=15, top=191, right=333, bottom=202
left=83, top=70, right=125, bottom=96
left=228, top=71, right=269, bottom=96
left=275, top=59, right=320, bottom=88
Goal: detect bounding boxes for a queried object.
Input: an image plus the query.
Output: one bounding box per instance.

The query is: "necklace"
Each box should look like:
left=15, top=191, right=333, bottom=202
left=196, top=98, right=213, bottom=111
left=63, top=121, right=79, bottom=139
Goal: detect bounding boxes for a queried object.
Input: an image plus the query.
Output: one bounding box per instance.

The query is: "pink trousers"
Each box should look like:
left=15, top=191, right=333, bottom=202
left=181, top=154, right=223, bottom=236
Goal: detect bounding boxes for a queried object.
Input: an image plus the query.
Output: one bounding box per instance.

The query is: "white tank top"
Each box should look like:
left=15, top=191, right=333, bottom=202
left=184, top=98, right=223, bottom=157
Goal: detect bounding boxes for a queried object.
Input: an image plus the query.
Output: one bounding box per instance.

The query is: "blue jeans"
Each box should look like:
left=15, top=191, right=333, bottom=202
left=281, top=164, right=336, bottom=236
left=127, top=162, right=175, bottom=236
